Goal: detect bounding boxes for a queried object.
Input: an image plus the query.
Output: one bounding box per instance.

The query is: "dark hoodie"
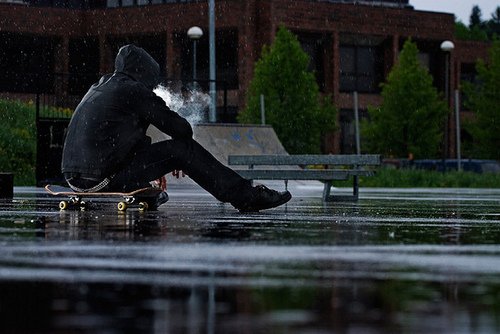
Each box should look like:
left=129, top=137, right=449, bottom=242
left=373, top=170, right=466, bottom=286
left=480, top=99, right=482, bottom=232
left=61, top=44, right=193, bottom=179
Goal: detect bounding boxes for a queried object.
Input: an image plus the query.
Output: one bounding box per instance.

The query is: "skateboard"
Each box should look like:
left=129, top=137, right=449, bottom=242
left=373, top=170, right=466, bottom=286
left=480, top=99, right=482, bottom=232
left=44, top=185, right=162, bottom=212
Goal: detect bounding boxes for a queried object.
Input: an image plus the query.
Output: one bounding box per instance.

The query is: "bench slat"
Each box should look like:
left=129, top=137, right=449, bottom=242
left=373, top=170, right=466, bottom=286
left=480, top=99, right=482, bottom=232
left=228, top=154, right=381, bottom=166
left=235, top=169, right=375, bottom=181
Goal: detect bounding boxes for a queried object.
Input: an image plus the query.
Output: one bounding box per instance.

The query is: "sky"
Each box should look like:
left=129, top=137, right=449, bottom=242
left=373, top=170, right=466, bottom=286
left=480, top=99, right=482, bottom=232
left=410, top=0, right=499, bottom=24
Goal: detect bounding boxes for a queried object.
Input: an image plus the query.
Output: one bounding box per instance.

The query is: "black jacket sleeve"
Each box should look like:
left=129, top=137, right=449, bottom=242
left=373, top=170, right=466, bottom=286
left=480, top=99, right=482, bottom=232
left=133, top=85, right=193, bottom=139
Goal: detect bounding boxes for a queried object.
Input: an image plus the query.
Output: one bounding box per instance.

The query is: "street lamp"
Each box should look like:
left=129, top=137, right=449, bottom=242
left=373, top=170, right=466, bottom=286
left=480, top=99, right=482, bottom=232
left=187, top=26, right=203, bottom=82
left=440, top=42, right=455, bottom=97
left=441, top=41, right=462, bottom=171
left=440, top=41, right=454, bottom=169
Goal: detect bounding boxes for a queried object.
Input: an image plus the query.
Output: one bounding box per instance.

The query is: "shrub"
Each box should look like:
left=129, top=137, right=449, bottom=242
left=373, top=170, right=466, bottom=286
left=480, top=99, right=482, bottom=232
left=0, top=99, right=36, bottom=186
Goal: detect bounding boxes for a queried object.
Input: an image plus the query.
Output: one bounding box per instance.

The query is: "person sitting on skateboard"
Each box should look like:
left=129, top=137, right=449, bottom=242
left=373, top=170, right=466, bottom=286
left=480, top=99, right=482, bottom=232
left=61, top=44, right=291, bottom=211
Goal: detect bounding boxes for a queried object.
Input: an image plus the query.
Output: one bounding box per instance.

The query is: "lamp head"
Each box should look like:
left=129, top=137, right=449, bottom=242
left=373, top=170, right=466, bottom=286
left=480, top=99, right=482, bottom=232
left=187, top=26, right=203, bottom=40
left=440, top=40, right=455, bottom=52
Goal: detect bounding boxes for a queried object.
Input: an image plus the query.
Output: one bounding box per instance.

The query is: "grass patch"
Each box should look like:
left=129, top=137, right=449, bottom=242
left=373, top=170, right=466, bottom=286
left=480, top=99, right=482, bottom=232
left=335, top=168, right=500, bottom=188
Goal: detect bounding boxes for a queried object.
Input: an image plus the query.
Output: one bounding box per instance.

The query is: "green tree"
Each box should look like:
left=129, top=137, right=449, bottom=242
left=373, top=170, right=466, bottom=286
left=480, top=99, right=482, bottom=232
left=485, top=6, right=500, bottom=39
left=455, top=21, right=488, bottom=41
left=457, top=6, right=500, bottom=41
left=238, top=26, right=336, bottom=153
left=469, top=5, right=483, bottom=28
left=362, top=40, right=448, bottom=158
left=455, top=21, right=469, bottom=40
left=462, top=40, right=500, bottom=159
left=492, top=6, right=500, bottom=24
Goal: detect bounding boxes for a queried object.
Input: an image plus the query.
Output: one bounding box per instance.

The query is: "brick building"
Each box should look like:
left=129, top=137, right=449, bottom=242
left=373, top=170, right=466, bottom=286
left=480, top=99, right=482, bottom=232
left=0, top=0, right=491, bottom=155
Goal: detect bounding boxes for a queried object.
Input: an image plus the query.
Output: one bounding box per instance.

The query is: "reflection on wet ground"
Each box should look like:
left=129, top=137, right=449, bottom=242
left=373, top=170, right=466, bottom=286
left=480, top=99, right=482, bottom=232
left=1, top=183, right=500, bottom=333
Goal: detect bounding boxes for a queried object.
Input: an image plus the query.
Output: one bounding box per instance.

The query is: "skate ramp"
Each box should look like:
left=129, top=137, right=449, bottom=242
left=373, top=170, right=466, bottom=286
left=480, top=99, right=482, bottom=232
left=193, top=124, right=288, bottom=165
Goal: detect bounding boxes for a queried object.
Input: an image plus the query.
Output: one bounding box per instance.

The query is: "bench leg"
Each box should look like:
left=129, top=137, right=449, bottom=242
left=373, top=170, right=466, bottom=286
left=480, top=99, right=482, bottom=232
left=353, top=175, right=359, bottom=199
left=323, top=177, right=359, bottom=202
left=322, top=182, right=331, bottom=201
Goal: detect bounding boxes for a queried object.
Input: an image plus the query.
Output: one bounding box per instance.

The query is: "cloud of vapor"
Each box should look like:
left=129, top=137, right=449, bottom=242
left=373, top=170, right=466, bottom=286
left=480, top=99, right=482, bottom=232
left=153, top=83, right=211, bottom=126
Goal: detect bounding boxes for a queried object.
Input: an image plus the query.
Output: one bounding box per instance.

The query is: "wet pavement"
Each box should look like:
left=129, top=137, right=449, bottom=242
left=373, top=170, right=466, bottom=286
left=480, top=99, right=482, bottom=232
left=1, top=181, right=500, bottom=333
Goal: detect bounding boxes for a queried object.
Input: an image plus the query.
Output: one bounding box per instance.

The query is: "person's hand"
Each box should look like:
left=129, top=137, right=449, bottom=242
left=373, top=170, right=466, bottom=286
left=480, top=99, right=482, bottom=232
left=172, top=170, right=185, bottom=179
left=156, top=175, right=167, bottom=191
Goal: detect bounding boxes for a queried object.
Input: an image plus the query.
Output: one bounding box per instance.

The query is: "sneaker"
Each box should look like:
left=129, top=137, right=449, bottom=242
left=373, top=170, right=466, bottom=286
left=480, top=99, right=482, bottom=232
left=140, top=191, right=169, bottom=211
left=155, top=191, right=169, bottom=207
left=237, top=185, right=292, bottom=213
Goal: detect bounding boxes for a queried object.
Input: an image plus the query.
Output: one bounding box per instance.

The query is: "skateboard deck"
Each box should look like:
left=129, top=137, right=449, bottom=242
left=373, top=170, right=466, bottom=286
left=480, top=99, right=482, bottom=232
left=44, top=184, right=162, bottom=211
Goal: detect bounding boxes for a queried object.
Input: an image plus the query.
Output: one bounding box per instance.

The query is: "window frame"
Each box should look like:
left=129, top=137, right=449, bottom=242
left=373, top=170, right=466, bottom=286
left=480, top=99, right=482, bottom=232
left=339, top=44, right=383, bottom=93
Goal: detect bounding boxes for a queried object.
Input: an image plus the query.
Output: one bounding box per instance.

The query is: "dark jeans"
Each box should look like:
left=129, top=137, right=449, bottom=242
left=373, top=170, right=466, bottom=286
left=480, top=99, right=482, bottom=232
left=101, top=138, right=253, bottom=207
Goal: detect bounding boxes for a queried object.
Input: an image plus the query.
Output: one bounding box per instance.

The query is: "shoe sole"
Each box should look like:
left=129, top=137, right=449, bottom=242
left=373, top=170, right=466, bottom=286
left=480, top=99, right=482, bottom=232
left=238, top=192, right=292, bottom=213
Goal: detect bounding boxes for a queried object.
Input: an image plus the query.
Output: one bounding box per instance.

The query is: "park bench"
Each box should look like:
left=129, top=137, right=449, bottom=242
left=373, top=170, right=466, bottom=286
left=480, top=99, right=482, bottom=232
left=228, top=154, right=381, bottom=201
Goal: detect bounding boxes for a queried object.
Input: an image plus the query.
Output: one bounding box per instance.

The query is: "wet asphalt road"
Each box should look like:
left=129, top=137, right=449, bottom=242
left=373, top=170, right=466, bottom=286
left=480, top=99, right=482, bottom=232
left=1, top=181, right=499, bottom=333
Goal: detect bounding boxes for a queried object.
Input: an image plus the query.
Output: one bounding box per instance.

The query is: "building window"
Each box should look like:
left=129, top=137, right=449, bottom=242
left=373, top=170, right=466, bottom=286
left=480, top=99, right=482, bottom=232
left=460, top=63, right=477, bottom=84
left=0, top=33, right=56, bottom=94
left=68, top=37, right=100, bottom=95
left=340, top=45, right=383, bottom=93
left=418, top=52, right=430, bottom=70
left=180, top=29, right=238, bottom=90
left=339, top=108, right=367, bottom=154
left=297, top=32, right=327, bottom=92
left=460, top=63, right=478, bottom=110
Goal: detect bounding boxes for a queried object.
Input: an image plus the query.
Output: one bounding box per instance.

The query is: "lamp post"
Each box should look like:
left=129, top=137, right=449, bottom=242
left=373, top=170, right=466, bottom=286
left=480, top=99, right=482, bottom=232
left=187, top=26, right=203, bottom=82
left=440, top=40, right=456, bottom=170
left=208, top=0, right=216, bottom=123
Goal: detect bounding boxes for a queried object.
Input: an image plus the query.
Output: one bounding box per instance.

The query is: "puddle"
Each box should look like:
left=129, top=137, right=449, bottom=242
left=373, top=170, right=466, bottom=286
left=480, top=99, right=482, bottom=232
left=1, top=186, right=500, bottom=333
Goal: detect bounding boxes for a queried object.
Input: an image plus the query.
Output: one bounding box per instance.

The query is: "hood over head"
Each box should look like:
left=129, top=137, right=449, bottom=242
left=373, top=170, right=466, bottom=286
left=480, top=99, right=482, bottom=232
left=114, top=44, right=160, bottom=89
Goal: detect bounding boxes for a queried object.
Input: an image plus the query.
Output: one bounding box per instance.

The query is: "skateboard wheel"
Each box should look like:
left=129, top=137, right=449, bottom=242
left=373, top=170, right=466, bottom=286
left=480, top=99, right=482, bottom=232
left=59, top=201, right=69, bottom=210
left=117, top=201, right=128, bottom=211
left=138, top=202, right=149, bottom=212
